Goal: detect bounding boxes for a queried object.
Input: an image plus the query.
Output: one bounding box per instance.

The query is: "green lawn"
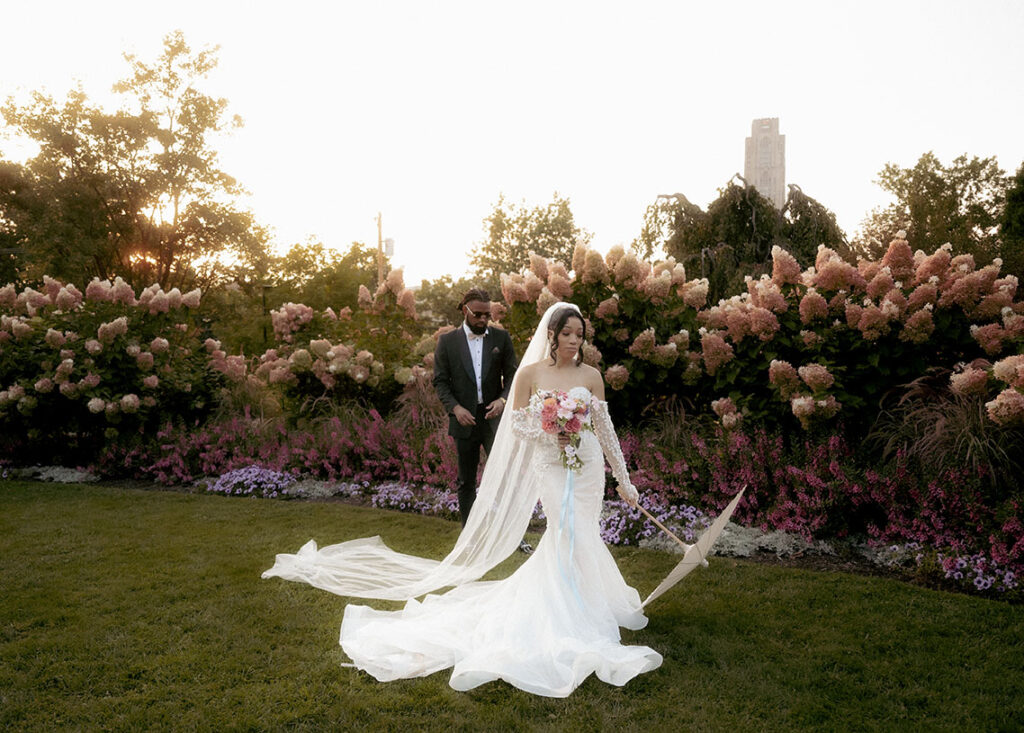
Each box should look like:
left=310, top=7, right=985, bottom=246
left=1, top=481, right=1022, bottom=731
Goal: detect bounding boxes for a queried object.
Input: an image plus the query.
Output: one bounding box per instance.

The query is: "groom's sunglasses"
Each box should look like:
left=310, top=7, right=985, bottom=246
left=465, top=308, right=492, bottom=319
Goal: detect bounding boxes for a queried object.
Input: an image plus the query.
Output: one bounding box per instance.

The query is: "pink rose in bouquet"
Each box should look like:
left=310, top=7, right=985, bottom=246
left=538, top=390, right=592, bottom=471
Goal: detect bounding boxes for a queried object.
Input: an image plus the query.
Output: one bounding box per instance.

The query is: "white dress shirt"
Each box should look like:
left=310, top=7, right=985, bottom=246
left=463, top=322, right=487, bottom=404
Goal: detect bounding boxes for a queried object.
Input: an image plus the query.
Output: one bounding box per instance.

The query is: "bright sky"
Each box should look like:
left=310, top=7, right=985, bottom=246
left=2, top=0, right=1023, bottom=283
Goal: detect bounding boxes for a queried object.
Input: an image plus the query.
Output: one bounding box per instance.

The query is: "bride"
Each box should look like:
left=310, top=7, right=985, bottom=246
left=263, top=302, right=662, bottom=697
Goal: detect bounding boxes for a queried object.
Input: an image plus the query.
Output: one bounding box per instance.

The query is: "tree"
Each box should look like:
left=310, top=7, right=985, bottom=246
left=638, top=177, right=782, bottom=303
left=999, top=162, right=1024, bottom=280
left=855, top=152, right=1008, bottom=265
left=638, top=181, right=844, bottom=269
left=634, top=193, right=711, bottom=261
left=413, top=273, right=478, bottom=330
left=271, top=239, right=380, bottom=313
left=0, top=31, right=269, bottom=290
left=779, top=183, right=847, bottom=266
left=200, top=239, right=381, bottom=355
left=470, top=193, right=591, bottom=288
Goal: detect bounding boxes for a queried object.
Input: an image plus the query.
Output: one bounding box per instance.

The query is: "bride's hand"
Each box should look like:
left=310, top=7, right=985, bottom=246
left=617, top=482, right=639, bottom=508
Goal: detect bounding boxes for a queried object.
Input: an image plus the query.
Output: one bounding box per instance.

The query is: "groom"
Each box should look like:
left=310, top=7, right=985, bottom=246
left=433, top=287, right=518, bottom=527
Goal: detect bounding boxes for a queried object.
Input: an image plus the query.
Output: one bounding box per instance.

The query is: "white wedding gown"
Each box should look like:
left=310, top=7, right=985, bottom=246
left=339, top=387, right=662, bottom=697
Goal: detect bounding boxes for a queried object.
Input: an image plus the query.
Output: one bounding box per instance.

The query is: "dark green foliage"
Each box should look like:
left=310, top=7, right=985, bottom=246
left=201, top=240, right=381, bottom=355
left=1000, top=162, right=1024, bottom=281
left=779, top=183, right=847, bottom=266
left=411, top=273, right=480, bottom=331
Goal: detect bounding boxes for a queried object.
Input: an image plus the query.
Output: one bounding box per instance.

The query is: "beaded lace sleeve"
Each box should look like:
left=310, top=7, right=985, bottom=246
left=510, top=407, right=551, bottom=444
left=591, top=399, right=639, bottom=503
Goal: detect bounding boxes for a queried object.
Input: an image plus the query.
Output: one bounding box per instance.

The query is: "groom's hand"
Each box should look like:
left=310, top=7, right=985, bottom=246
left=453, top=405, right=476, bottom=426
left=484, top=397, right=506, bottom=420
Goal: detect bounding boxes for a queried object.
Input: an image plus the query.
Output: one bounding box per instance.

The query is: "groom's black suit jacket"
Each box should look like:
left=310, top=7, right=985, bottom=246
left=433, top=325, right=518, bottom=439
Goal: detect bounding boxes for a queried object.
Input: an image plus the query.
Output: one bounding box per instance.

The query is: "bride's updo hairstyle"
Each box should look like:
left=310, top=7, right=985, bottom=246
left=547, top=306, right=586, bottom=366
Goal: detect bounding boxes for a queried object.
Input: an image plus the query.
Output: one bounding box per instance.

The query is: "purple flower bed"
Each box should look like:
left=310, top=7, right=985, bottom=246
left=600, top=498, right=710, bottom=547
left=206, top=465, right=299, bottom=498
left=371, top=480, right=459, bottom=519
left=89, top=412, right=1023, bottom=599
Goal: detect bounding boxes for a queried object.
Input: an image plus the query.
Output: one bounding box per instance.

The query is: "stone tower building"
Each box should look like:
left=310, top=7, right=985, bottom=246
left=744, top=118, right=786, bottom=209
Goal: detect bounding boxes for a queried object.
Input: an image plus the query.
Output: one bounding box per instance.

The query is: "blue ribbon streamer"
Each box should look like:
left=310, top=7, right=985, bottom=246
left=558, top=467, right=585, bottom=609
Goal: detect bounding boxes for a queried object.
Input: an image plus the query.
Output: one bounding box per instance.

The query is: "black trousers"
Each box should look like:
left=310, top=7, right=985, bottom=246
left=454, top=405, right=497, bottom=527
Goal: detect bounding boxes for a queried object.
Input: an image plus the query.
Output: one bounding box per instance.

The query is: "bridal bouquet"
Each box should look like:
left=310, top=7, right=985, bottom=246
left=538, top=390, right=592, bottom=471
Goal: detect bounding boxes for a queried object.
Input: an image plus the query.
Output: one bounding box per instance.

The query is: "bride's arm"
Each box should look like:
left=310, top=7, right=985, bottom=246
left=511, top=363, right=535, bottom=410
left=509, top=364, right=552, bottom=443
left=589, top=370, right=638, bottom=506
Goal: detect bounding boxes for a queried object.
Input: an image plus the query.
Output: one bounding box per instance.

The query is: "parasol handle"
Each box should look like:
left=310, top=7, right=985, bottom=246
left=637, top=504, right=694, bottom=555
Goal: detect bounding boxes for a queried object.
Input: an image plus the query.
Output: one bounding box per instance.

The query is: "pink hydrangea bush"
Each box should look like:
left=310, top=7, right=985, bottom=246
left=0, top=278, right=225, bottom=462
left=484, top=236, right=1023, bottom=436
left=256, top=269, right=423, bottom=414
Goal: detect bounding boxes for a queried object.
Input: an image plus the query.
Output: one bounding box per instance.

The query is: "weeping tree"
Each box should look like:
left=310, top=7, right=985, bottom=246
left=779, top=183, right=847, bottom=266
left=636, top=178, right=848, bottom=303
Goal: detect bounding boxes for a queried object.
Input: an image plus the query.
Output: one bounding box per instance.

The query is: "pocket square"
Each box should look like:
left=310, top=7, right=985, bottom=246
left=491, top=346, right=501, bottom=355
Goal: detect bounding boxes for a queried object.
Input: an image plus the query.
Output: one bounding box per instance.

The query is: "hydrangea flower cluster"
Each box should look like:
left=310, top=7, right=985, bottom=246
left=251, top=268, right=421, bottom=414
left=370, top=268, right=418, bottom=319
left=270, top=303, right=315, bottom=343
left=980, top=351, right=1024, bottom=427
left=254, top=337, right=384, bottom=391
left=711, top=397, right=741, bottom=429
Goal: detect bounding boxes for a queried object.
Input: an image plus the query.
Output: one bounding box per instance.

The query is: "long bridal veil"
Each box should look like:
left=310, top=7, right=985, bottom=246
left=262, top=302, right=582, bottom=601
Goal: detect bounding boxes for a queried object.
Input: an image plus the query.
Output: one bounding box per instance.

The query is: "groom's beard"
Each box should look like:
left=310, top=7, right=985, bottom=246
left=467, top=322, right=487, bottom=335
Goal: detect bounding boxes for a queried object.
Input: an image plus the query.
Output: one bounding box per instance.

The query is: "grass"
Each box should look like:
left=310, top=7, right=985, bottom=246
left=1, top=481, right=1023, bottom=732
